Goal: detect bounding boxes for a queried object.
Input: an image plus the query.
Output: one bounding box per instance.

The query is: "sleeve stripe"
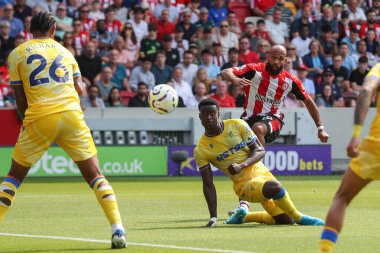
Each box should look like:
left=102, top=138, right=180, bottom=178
left=198, top=164, right=210, bottom=171
left=73, top=72, right=81, bottom=77
left=10, top=80, right=22, bottom=85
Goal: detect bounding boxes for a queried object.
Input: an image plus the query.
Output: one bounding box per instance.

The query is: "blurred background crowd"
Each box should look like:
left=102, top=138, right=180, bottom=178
left=0, top=0, right=379, bottom=109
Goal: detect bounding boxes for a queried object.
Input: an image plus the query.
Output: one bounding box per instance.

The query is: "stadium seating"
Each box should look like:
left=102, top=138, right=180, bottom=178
left=228, top=2, right=252, bottom=27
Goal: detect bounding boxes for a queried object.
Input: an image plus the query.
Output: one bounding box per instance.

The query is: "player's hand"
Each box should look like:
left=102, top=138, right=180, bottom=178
left=318, top=129, right=329, bottom=143
left=227, top=163, right=244, bottom=175
left=233, top=77, right=251, bottom=87
left=204, top=217, right=217, bottom=227
left=347, top=137, right=360, bottom=158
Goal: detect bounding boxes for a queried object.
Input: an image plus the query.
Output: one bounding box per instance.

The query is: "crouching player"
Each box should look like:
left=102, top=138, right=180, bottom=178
left=194, top=98, right=324, bottom=227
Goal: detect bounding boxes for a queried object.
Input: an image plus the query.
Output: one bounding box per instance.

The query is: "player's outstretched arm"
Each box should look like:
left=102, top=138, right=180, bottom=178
left=303, top=97, right=329, bottom=143
left=200, top=165, right=217, bottom=227
left=220, top=68, right=251, bottom=87
left=347, top=75, right=379, bottom=157
left=74, top=76, right=83, bottom=96
left=227, top=138, right=265, bottom=175
left=12, top=85, right=28, bottom=119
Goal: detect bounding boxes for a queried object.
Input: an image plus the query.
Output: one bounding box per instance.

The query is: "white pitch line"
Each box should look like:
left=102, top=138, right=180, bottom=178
left=0, top=232, right=257, bottom=253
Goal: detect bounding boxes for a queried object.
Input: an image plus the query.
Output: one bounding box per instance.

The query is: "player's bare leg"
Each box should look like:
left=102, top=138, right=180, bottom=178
left=251, top=122, right=268, bottom=147
left=319, top=169, right=370, bottom=253
left=0, top=160, right=30, bottom=224
left=76, top=155, right=127, bottom=249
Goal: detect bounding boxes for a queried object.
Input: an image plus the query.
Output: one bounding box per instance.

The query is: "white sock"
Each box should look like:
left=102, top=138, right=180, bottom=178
left=239, top=200, right=249, bottom=211
left=112, top=223, right=125, bottom=234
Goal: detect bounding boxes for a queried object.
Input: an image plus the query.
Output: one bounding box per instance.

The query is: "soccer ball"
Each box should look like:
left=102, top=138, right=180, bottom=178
left=148, top=84, right=179, bottom=114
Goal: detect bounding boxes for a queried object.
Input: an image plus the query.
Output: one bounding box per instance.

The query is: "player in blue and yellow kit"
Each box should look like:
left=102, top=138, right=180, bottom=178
left=0, top=11, right=126, bottom=249
left=319, top=63, right=380, bottom=252
left=195, top=98, right=324, bottom=227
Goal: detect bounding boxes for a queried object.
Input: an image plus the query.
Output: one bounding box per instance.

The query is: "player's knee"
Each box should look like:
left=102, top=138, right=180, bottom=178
left=252, top=124, right=267, bottom=138
left=262, top=181, right=284, bottom=199
left=273, top=214, right=294, bottom=225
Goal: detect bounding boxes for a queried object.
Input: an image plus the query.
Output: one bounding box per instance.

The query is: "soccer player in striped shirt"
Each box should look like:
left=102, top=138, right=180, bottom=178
left=221, top=44, right=329, bottom=218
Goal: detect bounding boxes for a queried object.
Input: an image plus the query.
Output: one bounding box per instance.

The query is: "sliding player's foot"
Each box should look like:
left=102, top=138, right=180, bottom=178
left=225, top=207, right=248, bottom=224
left=111, top=229, right=127, bottom=249
left=297, top=215, right=325, bottom=226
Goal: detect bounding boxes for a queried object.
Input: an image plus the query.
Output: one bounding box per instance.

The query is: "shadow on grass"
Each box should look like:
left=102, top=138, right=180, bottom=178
left=7, top=248, right=108, bottom=253
left=131, top=223, right=295, bottom=230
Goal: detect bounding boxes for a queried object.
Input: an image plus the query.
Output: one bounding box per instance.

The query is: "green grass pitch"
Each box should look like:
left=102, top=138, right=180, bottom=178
left=0, top=176, right=379, bottom=253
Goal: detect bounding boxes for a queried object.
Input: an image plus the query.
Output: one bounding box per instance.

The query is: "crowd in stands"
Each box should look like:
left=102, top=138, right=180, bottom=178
left=0, top=0, right=379, bottom=110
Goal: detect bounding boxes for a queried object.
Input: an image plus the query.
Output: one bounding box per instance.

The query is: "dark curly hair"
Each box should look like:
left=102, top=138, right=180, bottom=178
left=30, top=11, right=56, bottom=35
left=198, top=98, right=220, bottom=111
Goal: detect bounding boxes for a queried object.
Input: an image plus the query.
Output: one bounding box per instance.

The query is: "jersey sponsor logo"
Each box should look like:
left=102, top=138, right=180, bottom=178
left=282, top=82, right=290, bottom=91
left=255, top=93, right=281, bottom=106
left=216, top=140, right=246, bottom=161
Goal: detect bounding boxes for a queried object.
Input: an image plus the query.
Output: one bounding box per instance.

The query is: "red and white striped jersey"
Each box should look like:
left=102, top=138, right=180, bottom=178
left=106, top=20, right=122, bottom=34
left=232, top=62, right=309, bottom=118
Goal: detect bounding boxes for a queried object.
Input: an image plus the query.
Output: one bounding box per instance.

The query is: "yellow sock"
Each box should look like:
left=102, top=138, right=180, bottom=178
left=319, top=226, right=338, bottom=253
left=91, top=176, right=122, bottom=226
left=244, top=211, right=275, bottom=225
left=273, top=189, right=302, bottom=222
left=0, top=177, right=20, bottom=224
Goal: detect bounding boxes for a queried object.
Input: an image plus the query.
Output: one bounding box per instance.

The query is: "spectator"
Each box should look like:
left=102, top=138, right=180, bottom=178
left=189, top=0, right=200, bottom=23
left=162, top=34, right=180, bottom=67
left=341, top=79, right=357, bottom=107
left=352, top=40, right=377, bottom=67
left=172, top=26, right=189, bottom=63
left=55, top=3, right=73, bottom=40
left=129, top=58, right=155, bottom=92
left=283, top=92, right=304, bottom=108
left=211, top=80, right=236, bottom=107
left=228, top=84, right=245, bottom=107
left=13, top=34, right=24, bottom=47
left=239, top=37, right=259, bottom=64
left=127, top=7, right=148, bottom=43
left=72, top=18, right=88, bottom=56
left=359, top=8, right=380, bottom=40
left=91, top=19, right=115, bottom=57
left=347, top=0, right=366, bottom=25
left=1, top=4, right=23, bottom=38
left=81, top=85, right=105, bottom=109
left=302, top=39, right=329, bottom=81
left=104, top=6, right=122, bottom=35
left=141, top=2, right=156, bottom=24
left=128, top=82, right=149, bottom=107
left=194, top=7, right=214, bottom=31
left=176, top=51, right=198, bottom=85
left=105, top=87, right=125, bottom=107
left=171, top=67, right=194, bottom=106
left=151, top=50, right=173, bottom=86
left=96, top=66, right=117, bottom=101
left=328, top=54, right=350, bottom=87
left=0, top=70, right=13, bottom=108
left=157, top=9, right=175, bottom=41
left=341, top=27, right=360, bottom=55
left=19, top=15, right=32, bottom=41
left=199, top=49, right=220, bottom=79
left=13, top=0, right=32, bottom=22
left=193, top=67, right=212, bottom=93
left=253, top=0, right=276, bottom=17
left=176, top=8, right=197, bottom=41
left=316, top=68, right=343, bottom=106
left=243, top=22, right=260, bottom=51
left=266, top=8, right=289, bottom=45
left=227, top=11, right=242, bottom=36
left=78, top=4, right=95, bottom=34
left=62, top=32, right=75, bottom=55
left=0, top=20, right=15, bottom=63
left=208, top=0, right=228, bottom=27
left=316, top=85, right=337, bottom=107
left=364, top=29, right=379, bottom=54
left=332, top=0, right=344, bottom=21
left=89, top=0, right=105, bottom=22
left=186, top=82, right=209, bottom=108
left=212, top=20, right=239, bottom=59
left=103, top=49, right=130, bottom=91
left=296, top=64, right=316, bottom=100
left=196, top=25, right=213, bottom=59
left=120, top=22, right=140, bottom=70
left=291, top=24, right=311, bottom=57
left=189, top=43, right=201, bottom=65
left=254, top=39, right=271, bottom=55
left=290, top=4, right=315, bottom=39
left=338, top=10, right=356, bottom=43
left=340, top=42, right=357, bottom=73
left=110, top=0, right=128, bottom=25
left=315, top=5, right=339, bottom=39
left=374, top=44, right=380, bottom=62
left=318, top=25, right=338, bottom=64
left=113, top=36, right=129, bottom=67
left=140, top=23, right=161, bottom=62
left=253, top=19, right=270, bottom=41
left=212, top=42, right=226, bottom=68
left=350, top=56, right=369, bottom=93
left=266, top=0, right=294, bottom=29
left=154, top=0, right=179, bottom=23
left=284, top=56, right=297, bottom=75
left=76, top=41, right=102, bottom=86
left=221, top=47, right=244, bottom=71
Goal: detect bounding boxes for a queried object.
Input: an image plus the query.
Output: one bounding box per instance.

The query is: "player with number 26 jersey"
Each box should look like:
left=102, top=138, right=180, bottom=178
left=8, top=38, right=82, bottom=126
